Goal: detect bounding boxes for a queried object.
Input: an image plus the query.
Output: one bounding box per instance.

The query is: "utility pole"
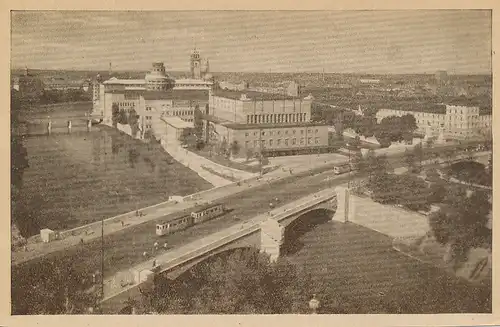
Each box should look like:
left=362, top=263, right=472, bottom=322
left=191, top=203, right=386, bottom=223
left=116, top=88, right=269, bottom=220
left=101, top=132, right=106, bottom=300
left=259, top=127, right=264, bottom=177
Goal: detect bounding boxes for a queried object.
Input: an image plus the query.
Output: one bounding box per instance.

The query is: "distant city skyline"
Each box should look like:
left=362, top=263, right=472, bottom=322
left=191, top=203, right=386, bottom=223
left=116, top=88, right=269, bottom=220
left=11, top=10, right=492, bottom=75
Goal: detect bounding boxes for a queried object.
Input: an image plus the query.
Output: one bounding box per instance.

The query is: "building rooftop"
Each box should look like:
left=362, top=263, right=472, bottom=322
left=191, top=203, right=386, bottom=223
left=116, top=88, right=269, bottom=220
left=212, top=89, right=299, bottom=101
left=103, top=78, right=145, bottom=85
left=377, top=104, right=448, bottom=114
left=222, top=121, right=328, bottom=130
left=161, top=116, right=194, bottom=129
left=143, top=89, right=209, bottom=101
left=202, top=114, right=233, bottom=125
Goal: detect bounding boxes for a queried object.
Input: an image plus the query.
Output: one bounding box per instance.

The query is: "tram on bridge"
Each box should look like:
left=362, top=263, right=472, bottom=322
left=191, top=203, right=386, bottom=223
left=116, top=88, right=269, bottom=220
left=156, top=202, right=226, bottom=236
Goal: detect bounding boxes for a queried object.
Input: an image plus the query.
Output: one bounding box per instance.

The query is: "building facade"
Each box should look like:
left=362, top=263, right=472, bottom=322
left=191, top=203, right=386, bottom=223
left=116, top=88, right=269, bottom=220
left=205, top=89, right=330, bottom=156
left=93, top=57, right=210, bottom=142
left=376, top=104, right=492, bottom=140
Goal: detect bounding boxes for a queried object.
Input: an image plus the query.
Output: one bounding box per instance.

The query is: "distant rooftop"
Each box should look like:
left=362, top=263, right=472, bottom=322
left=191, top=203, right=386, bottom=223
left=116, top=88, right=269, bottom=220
left=212, top=89, right=300, bottom=101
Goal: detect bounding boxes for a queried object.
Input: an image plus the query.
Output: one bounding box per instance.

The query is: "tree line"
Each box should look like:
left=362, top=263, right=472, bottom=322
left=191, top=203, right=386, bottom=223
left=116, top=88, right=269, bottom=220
left=352, top=146, right=491, bottom=269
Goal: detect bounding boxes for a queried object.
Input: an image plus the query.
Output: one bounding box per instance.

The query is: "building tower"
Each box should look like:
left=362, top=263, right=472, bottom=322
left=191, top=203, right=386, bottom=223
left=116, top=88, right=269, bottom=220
left=205, top=59, right=210, bottom=75
left=145, top=62, right=175, bottom=91
left=190, top=49, right=202, bottom=79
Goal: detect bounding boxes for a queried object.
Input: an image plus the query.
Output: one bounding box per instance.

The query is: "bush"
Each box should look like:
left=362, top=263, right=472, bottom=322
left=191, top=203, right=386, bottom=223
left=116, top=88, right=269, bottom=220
left=368, top=173, right=432, bottom=211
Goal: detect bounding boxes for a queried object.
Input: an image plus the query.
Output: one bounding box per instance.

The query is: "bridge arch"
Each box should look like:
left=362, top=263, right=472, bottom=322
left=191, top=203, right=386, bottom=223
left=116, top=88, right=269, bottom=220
left=281, top=207, right=336, bottom=256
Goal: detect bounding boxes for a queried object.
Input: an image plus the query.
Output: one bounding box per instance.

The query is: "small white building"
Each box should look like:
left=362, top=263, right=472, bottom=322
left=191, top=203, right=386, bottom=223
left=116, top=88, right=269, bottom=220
left=40, top=228, right=57, bottom=243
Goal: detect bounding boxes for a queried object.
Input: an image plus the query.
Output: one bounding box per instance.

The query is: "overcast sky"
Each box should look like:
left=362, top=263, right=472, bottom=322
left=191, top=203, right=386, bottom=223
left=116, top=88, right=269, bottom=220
left=11, top=10, right=492, bottom=74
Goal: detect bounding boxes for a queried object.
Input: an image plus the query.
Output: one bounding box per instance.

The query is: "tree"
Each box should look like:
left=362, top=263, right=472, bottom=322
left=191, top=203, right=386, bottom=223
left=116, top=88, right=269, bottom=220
left=118, top=109, right=128, bottom=125
left=143, top=129, right=156, bottom=142
left=12, top=258, right=99, bottom=314
left=429, top=189, right=491, bottom=267
left=365, top=150, right=389, bottom=179
left=403, top=148, right=417, bottom=172
left=333, top=115, right=344, bottom=140
left=193, top=105, right=204, bottom=139
left=219, top=138, right=228, bottom=157
left=425, top=137, right=434, bottom=148
left=427, top=181, right=447, bottom=204
left=351, top=151, right=366, bottom=173
left=351, top=136, right=361, bottom=149
left=400, top=114, right=417, bottom=134
left=245, top=148, right=254, bottom=162
left=111, top=103, right=120, bottom=127
left=139, top=250, right=322, bottom=314
left=128, top=109, right=140, bottom=137
left=230, top=140, right=241, bottom=157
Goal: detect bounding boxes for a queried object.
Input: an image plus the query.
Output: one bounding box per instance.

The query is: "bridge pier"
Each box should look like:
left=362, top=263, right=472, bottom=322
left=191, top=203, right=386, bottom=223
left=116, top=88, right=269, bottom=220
left=332, top=186, right=355, bottom=223
left=260, top=218, right=284, bottom=263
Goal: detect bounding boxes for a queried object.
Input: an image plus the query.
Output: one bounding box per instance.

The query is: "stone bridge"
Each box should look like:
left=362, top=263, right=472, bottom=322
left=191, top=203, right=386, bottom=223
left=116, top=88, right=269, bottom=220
left=100, top=187, right=345, bottom=313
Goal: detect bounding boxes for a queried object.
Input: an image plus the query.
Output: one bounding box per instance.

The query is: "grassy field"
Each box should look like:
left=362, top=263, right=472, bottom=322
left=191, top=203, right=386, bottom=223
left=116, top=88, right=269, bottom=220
left=16, top=126, right=212, bottom=237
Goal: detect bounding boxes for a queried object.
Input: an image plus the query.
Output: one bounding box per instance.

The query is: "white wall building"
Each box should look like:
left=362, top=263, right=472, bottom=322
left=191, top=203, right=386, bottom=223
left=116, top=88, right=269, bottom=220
left=376, top=104, right=492, bottom=140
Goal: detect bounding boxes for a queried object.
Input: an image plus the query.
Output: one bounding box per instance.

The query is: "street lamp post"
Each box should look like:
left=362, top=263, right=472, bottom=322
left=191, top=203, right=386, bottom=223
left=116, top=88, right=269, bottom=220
left=309, top=294, right=320, bottom=314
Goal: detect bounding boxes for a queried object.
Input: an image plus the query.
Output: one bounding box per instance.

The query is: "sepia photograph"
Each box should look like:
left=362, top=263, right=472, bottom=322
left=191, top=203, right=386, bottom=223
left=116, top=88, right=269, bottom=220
left=9, top=10, right=493, bottom=316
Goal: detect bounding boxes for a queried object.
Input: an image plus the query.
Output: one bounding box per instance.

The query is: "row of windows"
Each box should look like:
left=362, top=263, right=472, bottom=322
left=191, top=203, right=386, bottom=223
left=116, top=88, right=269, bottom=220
left=116, top=102, right=136, bottom=107
left=171, top=110, right=193, bottom=116
left=124, top=93, right=140, bottom=100
left=245, top=128, right=318, bottom=137
left=193, top=206, right=221, bottom=218
left=247, top=113, right=307, bottom=124
left=244, top=137, right=321, bottom=148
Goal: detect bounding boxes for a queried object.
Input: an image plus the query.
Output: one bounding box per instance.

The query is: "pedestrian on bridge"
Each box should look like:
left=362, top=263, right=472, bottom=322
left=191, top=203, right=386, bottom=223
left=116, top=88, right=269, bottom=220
left=164, top=242, right=168, bottom=249
left=121, top=220, right=124, bottom=227
left=153, top=242, right=159, bottom=252
left=152, top=259, right=157, bottom=268
left=143, top=251, right=148, bottom=258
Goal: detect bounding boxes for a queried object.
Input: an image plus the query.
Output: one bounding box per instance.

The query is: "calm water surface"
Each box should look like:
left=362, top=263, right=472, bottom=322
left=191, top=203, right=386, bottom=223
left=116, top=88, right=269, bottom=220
left=17, top=126, right=212, bottom=237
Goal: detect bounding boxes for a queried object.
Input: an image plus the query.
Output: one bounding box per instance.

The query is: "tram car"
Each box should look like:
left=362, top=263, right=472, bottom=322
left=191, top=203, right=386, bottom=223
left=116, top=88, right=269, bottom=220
left=156, top=202, right=226, bottom=236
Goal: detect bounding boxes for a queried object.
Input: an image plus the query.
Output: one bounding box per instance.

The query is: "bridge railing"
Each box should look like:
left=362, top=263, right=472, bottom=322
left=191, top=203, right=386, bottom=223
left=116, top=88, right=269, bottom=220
left=103, top=224, right=261, bottom=301
left=157, top=225, right=261, bottom=273
left=271, top=190, right=336, bottom=223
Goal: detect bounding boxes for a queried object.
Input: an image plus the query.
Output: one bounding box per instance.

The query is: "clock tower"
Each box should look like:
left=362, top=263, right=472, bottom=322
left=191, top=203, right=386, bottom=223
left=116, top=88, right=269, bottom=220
left=190, top=48, right=202, bottom=79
